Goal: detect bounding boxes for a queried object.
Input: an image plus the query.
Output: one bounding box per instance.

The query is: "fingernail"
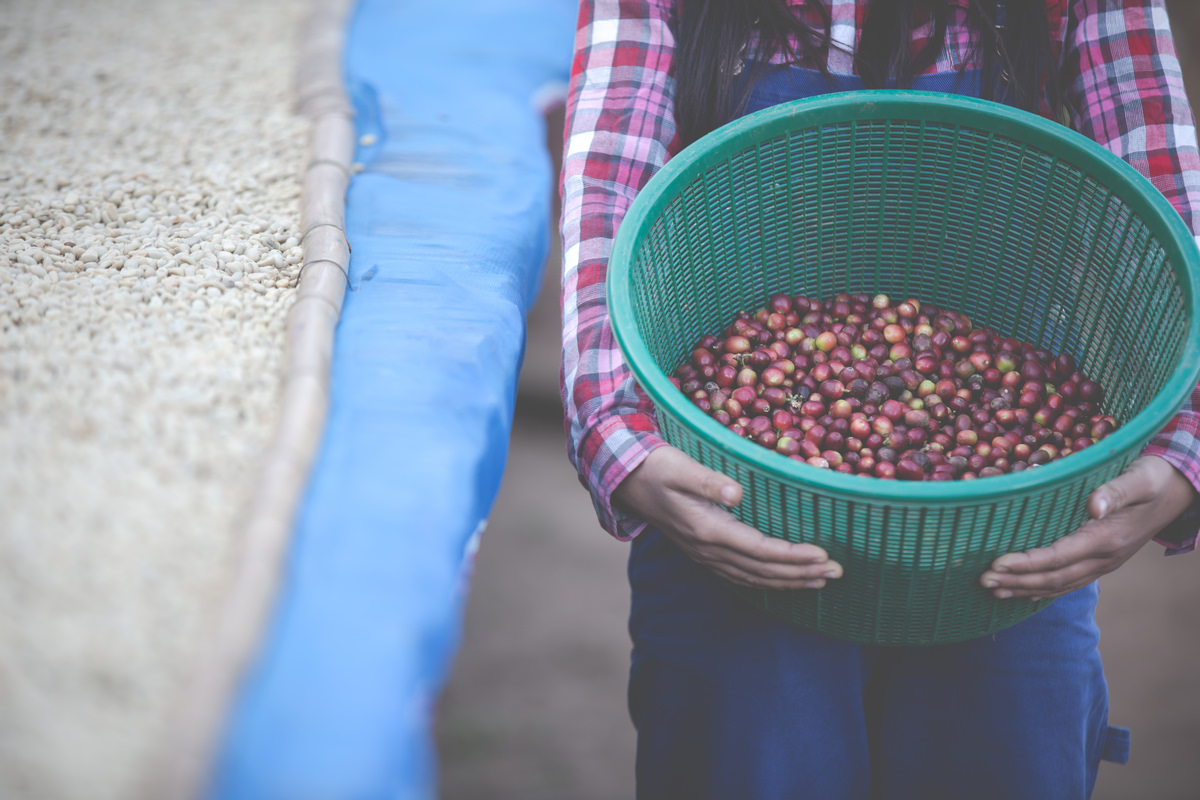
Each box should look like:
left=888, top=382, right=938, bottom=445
left=995, top=589, right=1013, bottom=599
left=823, top=568, right=840, bottom=579
left=983, top=578, right=998, bottom=588
left=803, top=580, right=825, bottom=589
left=720, top=485, right=738, bottom=504
left=1096, top=497, right=1109, bottom=519
left=994, top=565, right=1009, bottom=574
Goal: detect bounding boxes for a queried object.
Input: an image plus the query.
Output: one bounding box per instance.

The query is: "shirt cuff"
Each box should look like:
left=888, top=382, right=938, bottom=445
left=577, top=412, right=669, bottom=541
left=1142, top=437, right=1200, bottom=555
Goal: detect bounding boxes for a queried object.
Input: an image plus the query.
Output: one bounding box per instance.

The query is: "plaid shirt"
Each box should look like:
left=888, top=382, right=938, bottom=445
left=560, top=0, right=1200, bottom=547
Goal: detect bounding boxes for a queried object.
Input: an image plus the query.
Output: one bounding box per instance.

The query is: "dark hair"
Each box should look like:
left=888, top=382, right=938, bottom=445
left=675, top=0, right=1063, bottom=146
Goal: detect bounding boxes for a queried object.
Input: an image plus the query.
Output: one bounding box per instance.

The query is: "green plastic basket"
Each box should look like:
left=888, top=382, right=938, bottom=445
left=608, top=92, right=1200, bottom=645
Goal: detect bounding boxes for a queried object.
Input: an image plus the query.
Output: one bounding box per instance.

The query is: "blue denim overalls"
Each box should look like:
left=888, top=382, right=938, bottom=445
left=627, top=65, right=1132, bottom=800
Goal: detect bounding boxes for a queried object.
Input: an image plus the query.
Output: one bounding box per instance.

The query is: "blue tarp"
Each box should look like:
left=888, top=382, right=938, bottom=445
left=208, top=1, right=575, bottom=797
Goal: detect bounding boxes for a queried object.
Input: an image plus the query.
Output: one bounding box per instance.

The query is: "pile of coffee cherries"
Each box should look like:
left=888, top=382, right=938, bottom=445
left=670, top=293, right=1119, bottom=481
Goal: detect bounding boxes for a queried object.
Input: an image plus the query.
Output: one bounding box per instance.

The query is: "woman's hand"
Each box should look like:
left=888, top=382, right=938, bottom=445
left=980, top=456, right=1197, bottom=600
left=613, top=446, right=843, bottom=590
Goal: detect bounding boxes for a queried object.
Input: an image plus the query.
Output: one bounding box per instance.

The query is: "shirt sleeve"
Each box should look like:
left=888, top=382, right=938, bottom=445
left=559, top=0, right=681, bottom=539
left=1062, top=0, right=1200, bottom=553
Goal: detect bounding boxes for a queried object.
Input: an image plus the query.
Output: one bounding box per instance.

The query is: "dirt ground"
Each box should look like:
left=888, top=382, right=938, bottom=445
left=437, top=8, right=1200, bottom=797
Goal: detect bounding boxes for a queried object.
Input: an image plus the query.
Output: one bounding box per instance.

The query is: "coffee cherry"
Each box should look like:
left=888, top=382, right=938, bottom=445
left=673, top=293, right=1117, bottom=480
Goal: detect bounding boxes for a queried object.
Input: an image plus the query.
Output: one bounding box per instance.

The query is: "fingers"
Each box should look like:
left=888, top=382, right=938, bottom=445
left=988, top=526, right=1108, bottom=576
left=704, top=562, right=837, bottom=591
left=983, top=457, right=1198, bottom=600
left=658, top=450, right=829, bottom=561
left=658, top=446, right=744, bottom=507
left=982, top=515, right=1144, bottom=598
left=741, top=524, right=834, bottom=566
left=674, top=500, right=841, bottom=589
left=1086, top=457, right=1158, bottom=520
left=980, top=556, right=1113, bottom=600
left=618, top=446, right=842, bottom=590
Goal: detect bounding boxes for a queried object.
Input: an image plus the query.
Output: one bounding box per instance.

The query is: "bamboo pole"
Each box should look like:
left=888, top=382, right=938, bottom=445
left=142, top=1, right=356, bottom=797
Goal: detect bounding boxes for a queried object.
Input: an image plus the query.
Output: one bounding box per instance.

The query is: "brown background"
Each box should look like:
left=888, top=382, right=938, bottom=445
left=438, top=6, right=1200, bottom=797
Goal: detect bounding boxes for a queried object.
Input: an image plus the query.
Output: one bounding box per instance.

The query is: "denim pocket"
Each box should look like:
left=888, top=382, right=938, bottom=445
left=1101, top=724, right=1131, bottom=765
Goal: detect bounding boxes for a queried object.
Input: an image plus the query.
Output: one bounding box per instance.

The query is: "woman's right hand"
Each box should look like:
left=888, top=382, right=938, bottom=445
left=613, top=446, right=843, bottom=590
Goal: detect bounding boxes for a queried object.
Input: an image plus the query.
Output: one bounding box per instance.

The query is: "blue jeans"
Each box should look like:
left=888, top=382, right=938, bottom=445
left=628, top=528, right=1130, bottom=800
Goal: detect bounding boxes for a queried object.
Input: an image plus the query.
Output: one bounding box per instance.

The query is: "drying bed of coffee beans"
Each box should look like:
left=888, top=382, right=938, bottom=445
left=0, top=1, right=306, bottom=797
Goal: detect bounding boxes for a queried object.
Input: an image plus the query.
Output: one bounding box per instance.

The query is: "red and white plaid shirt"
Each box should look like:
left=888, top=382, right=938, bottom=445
left=560, top=0, right=1200, bottom=547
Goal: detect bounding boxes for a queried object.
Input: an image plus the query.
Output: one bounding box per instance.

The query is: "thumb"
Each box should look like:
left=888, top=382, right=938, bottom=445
left=661, top=447, right=744, bottom=507
left=1087, top=458, right=1155, bottom=520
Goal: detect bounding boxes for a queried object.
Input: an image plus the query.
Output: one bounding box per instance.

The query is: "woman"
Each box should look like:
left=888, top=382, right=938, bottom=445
left=559, top=1, right=1200, bottom=796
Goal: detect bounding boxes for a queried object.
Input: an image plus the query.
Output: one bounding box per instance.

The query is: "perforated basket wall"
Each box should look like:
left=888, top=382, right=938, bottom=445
left=608, top=92, right=1200, bottom=645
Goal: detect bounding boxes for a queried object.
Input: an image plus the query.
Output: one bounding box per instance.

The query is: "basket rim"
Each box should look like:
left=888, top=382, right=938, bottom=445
left=608, top=90, right=1200, bottom=505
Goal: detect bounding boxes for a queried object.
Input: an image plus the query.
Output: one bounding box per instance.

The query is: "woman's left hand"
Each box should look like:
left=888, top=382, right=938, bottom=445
left=979, top=456, right=1197, bottom=600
